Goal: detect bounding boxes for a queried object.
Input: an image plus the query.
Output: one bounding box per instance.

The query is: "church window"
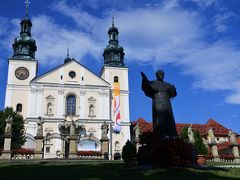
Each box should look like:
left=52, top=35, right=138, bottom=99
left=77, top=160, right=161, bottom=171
left=16, top=103, right=22, bottom=112
left=60, top=75, right=63, bottom=80
left=69, top=71, right=76, bottom=78
left=66, top=95, right=76, bottom=115
left=81, top=76, right=84, bottom=81
left=46, top=147, right=50, bottom=153
left=114, top=76, right=118, bottom=83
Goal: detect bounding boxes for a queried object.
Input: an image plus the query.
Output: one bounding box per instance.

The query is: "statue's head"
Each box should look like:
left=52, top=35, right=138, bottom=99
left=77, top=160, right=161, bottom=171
left=156, top=69, right=164, bottom=81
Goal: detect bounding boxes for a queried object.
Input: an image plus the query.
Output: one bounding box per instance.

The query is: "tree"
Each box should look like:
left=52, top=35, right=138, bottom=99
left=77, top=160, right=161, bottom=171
left=0, top=107, right=25, bottom=150
left=193, top=130, right=208, bottom=155
left=180, top=127, right=190, bottom=143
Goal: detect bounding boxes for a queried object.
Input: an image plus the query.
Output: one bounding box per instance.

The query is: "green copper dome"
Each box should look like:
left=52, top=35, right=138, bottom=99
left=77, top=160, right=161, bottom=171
left=103, top=20, right=125, bottom=67
left=12, top=17, right=37, bottom=60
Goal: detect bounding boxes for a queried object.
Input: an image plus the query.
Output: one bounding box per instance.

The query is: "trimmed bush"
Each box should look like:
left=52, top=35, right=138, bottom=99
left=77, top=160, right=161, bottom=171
left=122, top=140, right=136, bottom=163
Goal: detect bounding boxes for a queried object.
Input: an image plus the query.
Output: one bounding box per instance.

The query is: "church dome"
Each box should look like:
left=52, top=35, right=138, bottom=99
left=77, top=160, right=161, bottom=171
left=12, top=16, right=37, bottom=60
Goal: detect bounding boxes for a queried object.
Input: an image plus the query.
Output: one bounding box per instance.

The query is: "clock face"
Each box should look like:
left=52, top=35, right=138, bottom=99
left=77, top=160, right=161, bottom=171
left=15, top=67, right=29, bottom=80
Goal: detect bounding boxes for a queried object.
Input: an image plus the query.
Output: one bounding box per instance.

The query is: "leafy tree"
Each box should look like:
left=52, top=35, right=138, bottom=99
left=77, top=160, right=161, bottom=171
left=193, top=130, right=208, bottom=155
left=0, top=107, right=25, bottom=150
left=180, top=127, right=190, bottom=143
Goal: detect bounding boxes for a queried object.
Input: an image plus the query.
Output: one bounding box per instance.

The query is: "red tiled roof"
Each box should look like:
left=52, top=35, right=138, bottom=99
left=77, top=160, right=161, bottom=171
left=132, top=118, right=231, bottom=136
left=217, top=141, right=231, bottom=151
left=205, top=119, right=230, bottom=136
left=132, top=118, right=153, bottom=133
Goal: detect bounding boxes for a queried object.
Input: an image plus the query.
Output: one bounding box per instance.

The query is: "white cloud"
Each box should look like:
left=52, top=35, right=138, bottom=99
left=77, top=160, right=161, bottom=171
left=31, top=15, right=103, bottom=66
left=226, top=92, right=240, bottom=104
left=212, top=12, right=234, bottom=33
left=161, top=0, right=179, bottom=11
left=179, top=41, right=240, bottom=92
left=1, top=0, right=240, bottom=105
left=186, top=0, right=217, bottom=8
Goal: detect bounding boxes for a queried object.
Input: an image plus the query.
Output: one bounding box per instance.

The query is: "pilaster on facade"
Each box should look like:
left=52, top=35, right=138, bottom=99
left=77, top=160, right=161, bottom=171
left=79, top=89, right=86, bottom=118
left=57, top=89, right=64, bottom=118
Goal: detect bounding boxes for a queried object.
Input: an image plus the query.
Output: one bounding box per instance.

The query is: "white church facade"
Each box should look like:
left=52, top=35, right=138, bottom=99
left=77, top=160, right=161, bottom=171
left=4, top=9, right=130, bottom=159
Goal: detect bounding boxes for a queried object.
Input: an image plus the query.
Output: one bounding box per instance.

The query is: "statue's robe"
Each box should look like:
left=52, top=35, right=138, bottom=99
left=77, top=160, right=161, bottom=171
left=142, top=76, right=177, bottom=138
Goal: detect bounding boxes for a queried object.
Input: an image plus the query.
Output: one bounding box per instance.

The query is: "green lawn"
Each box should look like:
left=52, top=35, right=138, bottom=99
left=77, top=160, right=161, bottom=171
left=0, top=161, right=240, bottom=180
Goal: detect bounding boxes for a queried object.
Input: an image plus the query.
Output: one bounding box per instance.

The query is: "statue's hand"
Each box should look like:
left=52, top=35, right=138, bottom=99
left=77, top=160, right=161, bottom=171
left=141, top=72, right=146, bottom=78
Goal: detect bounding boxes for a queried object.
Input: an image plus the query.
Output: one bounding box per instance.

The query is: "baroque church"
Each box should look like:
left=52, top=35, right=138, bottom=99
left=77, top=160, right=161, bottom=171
left=4, top=6, right=130, bottom=159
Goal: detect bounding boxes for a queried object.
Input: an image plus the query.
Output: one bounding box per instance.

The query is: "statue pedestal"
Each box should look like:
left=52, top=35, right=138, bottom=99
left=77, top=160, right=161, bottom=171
left=1, top=134, right=12, bottom=159
left=68, top=136, right=77, bottom=158
left=209, top=143, right=220, bottom=162
left=232, top=144, right=240, bottom=158
left=34, top=135, right=44, bottom=159
left=101, top=139, right=109, bottom=159
left=230, top=144, right=240, bottom=163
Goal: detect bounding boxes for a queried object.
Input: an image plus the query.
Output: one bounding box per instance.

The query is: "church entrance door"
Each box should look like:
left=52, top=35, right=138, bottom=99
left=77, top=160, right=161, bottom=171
left=64, top=140, right=69, bottom=158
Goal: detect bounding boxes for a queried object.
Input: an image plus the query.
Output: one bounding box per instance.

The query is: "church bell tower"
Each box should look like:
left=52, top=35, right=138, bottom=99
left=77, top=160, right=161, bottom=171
left=101, top=18, right=130, bottom=145
left=5, top=0, right=38, bottom=115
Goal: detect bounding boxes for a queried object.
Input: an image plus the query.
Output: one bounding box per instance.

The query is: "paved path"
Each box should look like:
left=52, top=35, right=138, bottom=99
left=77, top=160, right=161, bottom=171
left=0, top=159, right=123, bottom=165
left=215, top=165, right=240, bottom=168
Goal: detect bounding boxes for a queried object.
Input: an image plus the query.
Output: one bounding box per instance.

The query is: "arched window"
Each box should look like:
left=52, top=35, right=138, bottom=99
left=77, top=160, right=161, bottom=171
left=66, top=95, right=76, bottom=115
left=16, top=103, right=22, bottom=112
left=114, top=76, right=118, bottom=83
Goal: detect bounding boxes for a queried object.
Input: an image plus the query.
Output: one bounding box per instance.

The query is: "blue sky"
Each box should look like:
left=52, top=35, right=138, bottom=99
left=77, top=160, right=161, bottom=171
left=0, top=0, right=240, bottom=133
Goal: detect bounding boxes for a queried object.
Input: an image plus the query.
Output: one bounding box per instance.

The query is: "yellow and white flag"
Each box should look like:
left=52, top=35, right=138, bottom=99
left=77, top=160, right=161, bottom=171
left=113, top=81, right=121, bottom=132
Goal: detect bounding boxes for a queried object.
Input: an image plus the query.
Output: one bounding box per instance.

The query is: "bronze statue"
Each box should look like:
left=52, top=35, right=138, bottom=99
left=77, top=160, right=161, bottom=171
left=141, top=70, right=177, bottom=138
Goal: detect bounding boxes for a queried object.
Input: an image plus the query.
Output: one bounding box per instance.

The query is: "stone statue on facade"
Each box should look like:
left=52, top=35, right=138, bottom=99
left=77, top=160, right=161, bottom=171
left=47, top=103, right=53, bottom=115
left=5, top=115, right=13, bottom=134
left=188, top=125, right=195, bottom=143
left=228, top=129, right=237, bottom=144
left=101, top=121, right=109, bottom=140
left=141, top=70, right=177, bottom=138
left=133, top=123, right=141, bottom=142
left=89, top=105, right=94, bottom=116
left=208, top=127, right=216, bottom=144
left=36, top=116, right=44, bottom=136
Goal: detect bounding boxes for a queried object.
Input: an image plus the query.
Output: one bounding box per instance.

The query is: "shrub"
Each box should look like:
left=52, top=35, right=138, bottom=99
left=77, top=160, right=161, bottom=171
left=77, top=151, right=101, bottom=156
left=138, top=132, right=197, bottom=166
left=180, top=127, right=190, bottom=143
left=193, top=130, right=208, bottom=156
left=12, top=148, right=34, bottom=155
left=122, top=140, right=136, bottom=163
